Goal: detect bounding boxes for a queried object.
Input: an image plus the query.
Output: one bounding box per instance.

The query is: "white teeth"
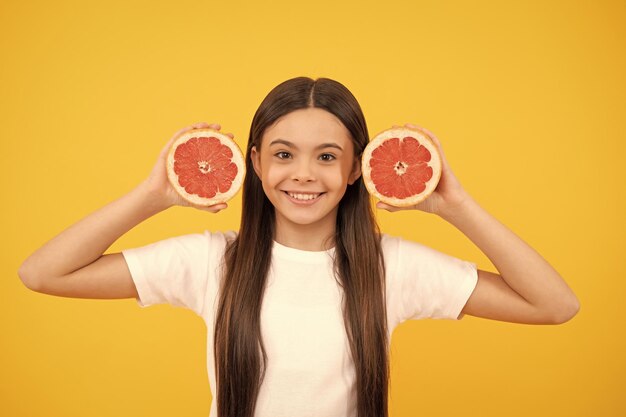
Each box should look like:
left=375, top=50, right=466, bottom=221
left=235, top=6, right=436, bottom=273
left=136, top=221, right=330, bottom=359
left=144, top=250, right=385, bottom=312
left=287, top=192, right=320, bottom=201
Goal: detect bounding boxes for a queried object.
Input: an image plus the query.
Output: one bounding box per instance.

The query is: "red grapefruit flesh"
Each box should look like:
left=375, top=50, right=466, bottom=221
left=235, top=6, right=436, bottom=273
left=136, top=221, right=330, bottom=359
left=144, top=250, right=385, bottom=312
left=166, top=128, right=245, bottom=206
left=362, top=127, right=442, bottom=207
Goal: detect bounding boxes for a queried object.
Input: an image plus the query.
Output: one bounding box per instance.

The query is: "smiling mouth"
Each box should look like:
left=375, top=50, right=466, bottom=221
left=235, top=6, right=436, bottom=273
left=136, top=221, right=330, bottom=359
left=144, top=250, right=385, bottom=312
left=283, top=191, right=325, bottom=201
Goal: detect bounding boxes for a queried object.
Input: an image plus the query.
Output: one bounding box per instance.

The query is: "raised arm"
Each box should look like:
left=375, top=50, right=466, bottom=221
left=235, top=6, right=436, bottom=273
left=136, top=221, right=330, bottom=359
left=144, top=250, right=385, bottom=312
left=18, top=122, right=230, bottom=299
left=441, top=195, right=579, bottom=324
left=378, top=124, right=580, bottom=325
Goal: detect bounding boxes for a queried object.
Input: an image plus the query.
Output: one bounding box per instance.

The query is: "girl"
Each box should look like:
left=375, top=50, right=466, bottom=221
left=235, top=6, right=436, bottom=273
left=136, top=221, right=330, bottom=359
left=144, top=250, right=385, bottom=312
left=19, top=77, right=580, bottom=417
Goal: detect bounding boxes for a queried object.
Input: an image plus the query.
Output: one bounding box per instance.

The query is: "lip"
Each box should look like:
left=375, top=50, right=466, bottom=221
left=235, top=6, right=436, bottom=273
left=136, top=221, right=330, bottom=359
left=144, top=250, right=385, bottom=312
left=282, top=191, right=325, bottom=206
left=283, top=190, right=326, bottom=194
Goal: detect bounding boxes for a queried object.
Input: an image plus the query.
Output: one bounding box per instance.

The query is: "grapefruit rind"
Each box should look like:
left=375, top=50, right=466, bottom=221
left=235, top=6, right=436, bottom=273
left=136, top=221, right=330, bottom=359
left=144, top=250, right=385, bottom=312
left=362, top=127, right=442, bottom=207
left=166, top=128, right=246, bottom=206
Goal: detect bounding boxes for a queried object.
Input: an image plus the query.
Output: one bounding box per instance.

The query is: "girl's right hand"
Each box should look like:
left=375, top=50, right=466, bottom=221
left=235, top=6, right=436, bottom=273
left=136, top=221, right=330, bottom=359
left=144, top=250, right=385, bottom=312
left=143, top=122, right=235, bottom=213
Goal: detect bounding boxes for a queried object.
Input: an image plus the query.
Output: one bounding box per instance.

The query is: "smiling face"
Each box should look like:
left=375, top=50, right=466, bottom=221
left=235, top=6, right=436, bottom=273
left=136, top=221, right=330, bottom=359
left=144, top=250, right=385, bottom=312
left=250, top=107, right=361, bottom=248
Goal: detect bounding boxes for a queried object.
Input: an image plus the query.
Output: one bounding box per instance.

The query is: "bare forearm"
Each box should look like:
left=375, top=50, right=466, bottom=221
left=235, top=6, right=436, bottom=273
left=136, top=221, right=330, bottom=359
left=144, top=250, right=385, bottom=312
left=20, top=181, right=166, bottom=282
left=441, top=196, right=579, bottom=311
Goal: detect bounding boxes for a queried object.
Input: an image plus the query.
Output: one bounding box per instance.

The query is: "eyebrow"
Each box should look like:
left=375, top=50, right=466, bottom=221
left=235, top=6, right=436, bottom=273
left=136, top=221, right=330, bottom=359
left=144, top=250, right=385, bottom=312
left=269, top=139, right=343, bottom=151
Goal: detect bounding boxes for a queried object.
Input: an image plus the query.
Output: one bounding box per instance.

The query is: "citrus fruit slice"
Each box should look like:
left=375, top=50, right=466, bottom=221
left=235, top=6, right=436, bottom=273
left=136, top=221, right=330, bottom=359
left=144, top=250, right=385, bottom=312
left=166, top=128, right=245, bottom=206
left=362, top=127, right=442, bottom=207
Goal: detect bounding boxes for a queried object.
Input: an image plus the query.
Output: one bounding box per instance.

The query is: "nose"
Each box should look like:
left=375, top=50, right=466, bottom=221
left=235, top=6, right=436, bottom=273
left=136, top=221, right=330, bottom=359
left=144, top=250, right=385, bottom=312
left=292, top=160, right=316, bottom=182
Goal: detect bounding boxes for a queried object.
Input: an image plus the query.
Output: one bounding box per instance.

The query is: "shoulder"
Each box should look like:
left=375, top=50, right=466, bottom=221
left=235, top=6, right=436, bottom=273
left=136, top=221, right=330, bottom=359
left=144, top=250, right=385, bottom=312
left=124, top=230, right=238, bottom=259
left=199, top=230, right=238, bottom=259
left=179, top=229, right=237, bottom=246
left=380, top=232, right=476, bottom=277
left=381, top=233, right=478, bottom=324
left=380, top=233, right=433, bottom=259
left=204, top=229, right=238, bottom=246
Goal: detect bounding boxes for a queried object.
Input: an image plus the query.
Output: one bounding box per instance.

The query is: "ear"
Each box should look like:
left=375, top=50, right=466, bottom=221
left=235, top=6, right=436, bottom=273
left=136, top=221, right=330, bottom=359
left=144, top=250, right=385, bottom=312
left=250, top=145, right=262, bottom=181
left=347, top=157, right=362, bottom=185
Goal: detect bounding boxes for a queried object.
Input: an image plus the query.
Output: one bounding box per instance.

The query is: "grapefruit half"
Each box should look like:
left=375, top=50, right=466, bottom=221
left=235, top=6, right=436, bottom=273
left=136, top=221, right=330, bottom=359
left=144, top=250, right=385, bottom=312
left=166, top=128, right=245, bottom=206
left=362, top=127, right=442, bottom=207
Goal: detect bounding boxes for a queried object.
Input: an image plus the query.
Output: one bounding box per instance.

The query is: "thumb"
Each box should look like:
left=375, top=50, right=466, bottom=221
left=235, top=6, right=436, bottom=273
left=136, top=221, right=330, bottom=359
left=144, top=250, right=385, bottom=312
left=195, top=202, right=228, bottom=213
left=159, top=136, right=176, bottom=161
left=376, top=201, right=402, bottom=212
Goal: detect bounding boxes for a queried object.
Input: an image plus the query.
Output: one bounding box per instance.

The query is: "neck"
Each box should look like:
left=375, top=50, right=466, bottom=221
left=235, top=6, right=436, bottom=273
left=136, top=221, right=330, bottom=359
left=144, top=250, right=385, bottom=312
left=274, top=215, right=336, bottom=252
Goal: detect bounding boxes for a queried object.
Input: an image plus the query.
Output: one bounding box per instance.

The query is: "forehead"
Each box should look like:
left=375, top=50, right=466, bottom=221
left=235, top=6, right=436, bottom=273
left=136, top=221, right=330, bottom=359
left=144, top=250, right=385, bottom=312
left=261, top=107, right=353, bottom=151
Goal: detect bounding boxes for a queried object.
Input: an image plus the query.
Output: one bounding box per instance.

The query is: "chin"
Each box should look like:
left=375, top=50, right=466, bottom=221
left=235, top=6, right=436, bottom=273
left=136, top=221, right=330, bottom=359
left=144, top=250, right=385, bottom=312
left=278, top=207, right=336, bottom=226
left=283, top=215, right=325, bottom=226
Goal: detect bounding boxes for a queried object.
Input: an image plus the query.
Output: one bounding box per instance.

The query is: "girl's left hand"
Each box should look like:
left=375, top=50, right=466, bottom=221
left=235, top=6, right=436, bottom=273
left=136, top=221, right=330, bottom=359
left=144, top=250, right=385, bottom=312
left=376, top=123, right=471, bottom=217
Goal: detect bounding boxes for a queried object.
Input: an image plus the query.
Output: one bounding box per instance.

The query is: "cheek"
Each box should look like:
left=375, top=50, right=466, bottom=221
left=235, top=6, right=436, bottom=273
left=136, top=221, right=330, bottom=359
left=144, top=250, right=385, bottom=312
left=262, top=162, right=290, bottom=187
left=321, top=166, right=350, bottom=188
left=337, top=159, right=356, bottom=182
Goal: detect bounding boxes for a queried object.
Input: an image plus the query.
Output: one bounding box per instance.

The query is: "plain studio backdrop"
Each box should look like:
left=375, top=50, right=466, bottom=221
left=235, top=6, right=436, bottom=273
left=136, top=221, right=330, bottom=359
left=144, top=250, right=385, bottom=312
left=2, top=1, right=624, bottom=416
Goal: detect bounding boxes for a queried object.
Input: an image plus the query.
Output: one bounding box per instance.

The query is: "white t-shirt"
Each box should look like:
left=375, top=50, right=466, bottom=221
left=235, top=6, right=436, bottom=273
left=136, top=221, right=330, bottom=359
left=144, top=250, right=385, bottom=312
left=122, top=231, right=478, bottom=417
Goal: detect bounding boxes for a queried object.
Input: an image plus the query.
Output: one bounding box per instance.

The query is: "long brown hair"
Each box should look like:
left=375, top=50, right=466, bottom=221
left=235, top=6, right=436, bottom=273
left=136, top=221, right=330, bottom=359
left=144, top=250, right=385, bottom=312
left=213, top=77, right=388, bottom=417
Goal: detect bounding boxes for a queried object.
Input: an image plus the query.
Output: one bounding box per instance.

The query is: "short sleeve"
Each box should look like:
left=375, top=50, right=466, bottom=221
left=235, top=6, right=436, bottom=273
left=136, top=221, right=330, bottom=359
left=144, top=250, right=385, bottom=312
left=121, top=230, right=232, bottom=317
left=383, top=234, right=478, bottom=326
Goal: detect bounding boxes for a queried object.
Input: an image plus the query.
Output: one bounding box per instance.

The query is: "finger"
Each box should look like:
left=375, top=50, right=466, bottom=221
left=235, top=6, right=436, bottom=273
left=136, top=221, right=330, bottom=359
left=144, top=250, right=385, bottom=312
left=172, top=126, right=194, bottom=139
left=419, top=127, right=440, bottom=144
left=407, top=124, right=442, bottom=147
left=406, top=123, right=432, bottom=138
left=170, top=122, right=216, bottom=143
left=171, top=124, right=203, bottom=141
left=161, top=123, right=212, bottom=160
left=404, top=123, right=434, bottom=142
left=200, top=202, right=228, bottom=212
left=225, top=132, right=234, bottom=139
left=405, top=123, right=432, bottom=138
left=376, top=201, right=396, bottom=212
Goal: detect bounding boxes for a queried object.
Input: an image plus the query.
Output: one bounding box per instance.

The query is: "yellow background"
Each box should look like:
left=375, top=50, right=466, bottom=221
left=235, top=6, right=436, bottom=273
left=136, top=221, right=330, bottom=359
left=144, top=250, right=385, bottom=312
left=2, top=0, right=624, bottom=416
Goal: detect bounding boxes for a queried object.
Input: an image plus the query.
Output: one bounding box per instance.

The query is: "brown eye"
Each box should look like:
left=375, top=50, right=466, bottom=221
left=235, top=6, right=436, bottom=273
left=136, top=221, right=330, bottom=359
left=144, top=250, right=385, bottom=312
left=320, top=153, right=336, bottom=162
left=275, top=151, right=291, bottom=159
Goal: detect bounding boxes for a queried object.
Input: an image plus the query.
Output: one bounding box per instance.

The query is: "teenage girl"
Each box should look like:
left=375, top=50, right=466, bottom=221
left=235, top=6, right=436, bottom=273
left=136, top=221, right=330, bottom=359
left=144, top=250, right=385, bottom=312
left=19, top=77, right=580, bottom=417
